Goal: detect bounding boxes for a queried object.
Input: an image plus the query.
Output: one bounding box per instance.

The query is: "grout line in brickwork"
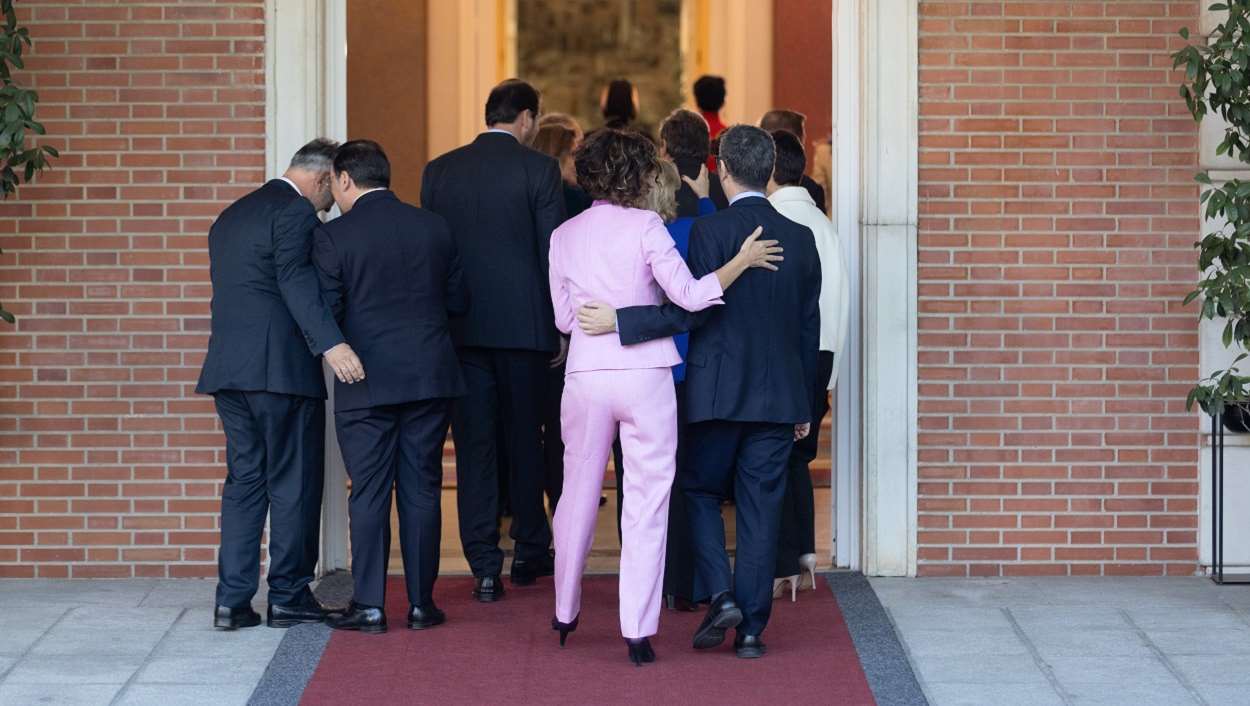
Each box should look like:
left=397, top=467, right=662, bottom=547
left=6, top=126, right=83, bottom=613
left=0, top=605, right=74, bottom=684
left=1118, top=610, right=1208, bottom=706
left=1001, top=607, right=1075, bottom=706
left=108, top=606, right=188, bottom=706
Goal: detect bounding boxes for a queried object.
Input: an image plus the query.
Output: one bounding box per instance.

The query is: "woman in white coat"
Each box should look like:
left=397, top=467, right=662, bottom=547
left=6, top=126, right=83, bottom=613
left=764, top=130, right=851, bottom=599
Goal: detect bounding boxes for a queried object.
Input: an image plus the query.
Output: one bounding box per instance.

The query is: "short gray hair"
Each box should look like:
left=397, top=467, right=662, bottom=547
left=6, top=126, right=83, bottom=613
left=288, top=138, right=339, bottom=171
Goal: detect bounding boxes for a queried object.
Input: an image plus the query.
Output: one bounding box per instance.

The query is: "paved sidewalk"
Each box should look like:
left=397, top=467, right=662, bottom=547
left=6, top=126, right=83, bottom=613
left=871, top=577, right=1250, bottom=706
left=0, top=579, right=285, bottom=706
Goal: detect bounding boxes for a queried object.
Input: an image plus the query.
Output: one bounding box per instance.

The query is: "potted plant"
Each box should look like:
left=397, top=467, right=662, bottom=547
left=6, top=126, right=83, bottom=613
left=0, top=0, right=58, bottom=322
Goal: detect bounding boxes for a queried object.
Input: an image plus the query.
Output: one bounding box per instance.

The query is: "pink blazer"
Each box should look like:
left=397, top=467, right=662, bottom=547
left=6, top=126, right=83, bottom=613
left=549, top=201, right=723, bottom=374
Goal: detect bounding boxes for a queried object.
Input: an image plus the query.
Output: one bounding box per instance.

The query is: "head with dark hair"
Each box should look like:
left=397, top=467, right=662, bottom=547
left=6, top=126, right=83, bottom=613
left=716, top=124, right=775, bottom=194
left=693, top=75, right=726, bottom=113
left=759, top=109, right=806, bottom=141
left=485, top=79, right=542, bottom=142
left=659, top=109, right=710, bottom=166
left=601, top=79, right=638, bottom=127
left=769, top=130, right=806, bottom=188
left=574, top=128, right=658, bottom=209
left=284, top=137, right=340, bottom=211
left=330, top=139, right=390, bottom=213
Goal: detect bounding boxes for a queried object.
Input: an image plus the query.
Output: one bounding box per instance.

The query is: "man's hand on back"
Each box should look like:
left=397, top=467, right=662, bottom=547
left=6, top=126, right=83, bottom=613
left=577, top=302, right=618, bottom=336
left=324, top=342, right=365, bottom=384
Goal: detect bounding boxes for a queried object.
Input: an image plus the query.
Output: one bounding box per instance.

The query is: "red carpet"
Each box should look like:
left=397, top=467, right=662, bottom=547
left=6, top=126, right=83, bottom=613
left=300, top=575, right=876, bottom=705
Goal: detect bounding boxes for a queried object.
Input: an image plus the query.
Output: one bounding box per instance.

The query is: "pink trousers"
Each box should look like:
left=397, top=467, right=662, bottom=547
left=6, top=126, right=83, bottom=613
left=553, top=367, right=677, bottom=639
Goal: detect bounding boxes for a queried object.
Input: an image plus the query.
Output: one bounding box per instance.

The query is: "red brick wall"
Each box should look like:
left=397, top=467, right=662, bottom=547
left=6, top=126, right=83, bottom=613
left=917, top=1, right=1201, bottom=576
left=0, top=1, right=265, bottom=578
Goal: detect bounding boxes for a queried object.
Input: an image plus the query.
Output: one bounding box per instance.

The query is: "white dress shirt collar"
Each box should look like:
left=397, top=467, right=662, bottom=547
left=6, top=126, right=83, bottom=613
left=277, top=176, right=302, bottom=196
left=729, top=190, right=767, bottom=205
left=484, top=128, right=518, bottom=140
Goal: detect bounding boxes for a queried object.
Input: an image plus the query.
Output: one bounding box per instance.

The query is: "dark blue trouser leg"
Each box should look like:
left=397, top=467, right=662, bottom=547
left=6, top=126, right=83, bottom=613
left=732, top=423, right=793, bottom=636
left=215, top=390, right=324, bottom=608
left=681, top=420, right=740, bottom=603
left=395, top=399, right=451, bottom=607
left=336, top=405, right=399, bottom=608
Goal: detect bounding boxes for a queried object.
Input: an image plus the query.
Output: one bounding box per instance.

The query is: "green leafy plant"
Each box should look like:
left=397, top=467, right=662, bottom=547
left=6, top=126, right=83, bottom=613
left=0, top=0, right=57, bottom=322
left=1175, top=1, right=1250, bottom=415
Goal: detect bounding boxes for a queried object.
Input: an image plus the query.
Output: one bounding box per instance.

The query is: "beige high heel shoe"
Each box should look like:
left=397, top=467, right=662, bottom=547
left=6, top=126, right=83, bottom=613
left=772, top=575, right=799, bottom=602
left=799, top=553, right=819, bottom=591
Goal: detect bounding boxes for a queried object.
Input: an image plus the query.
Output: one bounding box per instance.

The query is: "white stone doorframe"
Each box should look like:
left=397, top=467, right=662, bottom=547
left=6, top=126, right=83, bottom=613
left=833, top=0, right=919, bottom=576
left=265, top=0, right=920, bottom=578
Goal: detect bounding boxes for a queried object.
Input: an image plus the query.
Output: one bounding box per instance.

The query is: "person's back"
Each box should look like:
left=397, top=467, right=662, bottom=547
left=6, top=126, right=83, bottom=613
left=421, top=133, right=562, bottom=352
left=684, top=198, right=820, bottom=424
left=415, top=79, right=563, bottom=598
left=198, top=180, right=336, bottom=398
left=551, top=203, right=721, bottom=375
left=315, top=190, right=466, bottom=412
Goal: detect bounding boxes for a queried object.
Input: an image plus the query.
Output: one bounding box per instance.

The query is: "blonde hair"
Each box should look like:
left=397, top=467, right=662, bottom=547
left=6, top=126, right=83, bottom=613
left=645, top=159, right=680, bottom=224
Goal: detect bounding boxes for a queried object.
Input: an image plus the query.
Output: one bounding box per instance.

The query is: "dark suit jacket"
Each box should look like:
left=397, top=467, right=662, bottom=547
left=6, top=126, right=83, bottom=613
left=801, top=174, right=827, bottom=215
left=673, top=155, right=728, bottom=215
left=616, top=196, right=821, bottom=425
left=312, top=190, right=468, bottom=413
left=420, top=132, right=565, bottom=353
left=196, top=179, right=343, bottom=399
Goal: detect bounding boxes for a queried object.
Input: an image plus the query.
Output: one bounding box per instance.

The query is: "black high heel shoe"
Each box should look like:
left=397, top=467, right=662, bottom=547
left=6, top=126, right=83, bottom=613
left=551, top=614, right=579, bottom=647
left=625, top=637, right=656, bottom=666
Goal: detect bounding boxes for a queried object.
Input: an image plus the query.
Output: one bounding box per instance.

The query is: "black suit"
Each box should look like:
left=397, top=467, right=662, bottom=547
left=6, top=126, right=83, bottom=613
left=616, top=195, right=821, bottom=637
left=801, top=174, right=827, bottom=216
left=313, top=189, right=467, bottom=609
left=421, top=132, right=563, bottom=576
left=197, top=179, right=344, bottom=609
left=673, top=155, right=729, bottom=214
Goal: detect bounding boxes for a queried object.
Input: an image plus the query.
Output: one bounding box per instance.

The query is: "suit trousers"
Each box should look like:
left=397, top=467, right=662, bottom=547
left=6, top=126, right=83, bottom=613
left=554, top=367, right=676, bottom=639
left=776, top=351, right=836, bottom=578
left=452, top=347, right=553, bottom=576
left=335, top=399, right=450, bottom=608
left=611, top=383, right=696, bottom=602
left=683, top=420, right=793, bottom=636
left=542, top=363, right=566, bottom=510
left=213, top=390, right=325, bottom=608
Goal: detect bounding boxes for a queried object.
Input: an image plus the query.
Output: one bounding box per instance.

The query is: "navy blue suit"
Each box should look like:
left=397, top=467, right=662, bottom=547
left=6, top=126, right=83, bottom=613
left=313, top=189, right=467, bottom=608
left=617, top=195, right=821, bottom=637
left=198, top=179, right=344, bottom=609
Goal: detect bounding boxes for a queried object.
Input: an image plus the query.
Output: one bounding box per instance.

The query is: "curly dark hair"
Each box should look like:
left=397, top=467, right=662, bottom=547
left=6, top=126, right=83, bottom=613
left=574, top=128, right=658, bottom=209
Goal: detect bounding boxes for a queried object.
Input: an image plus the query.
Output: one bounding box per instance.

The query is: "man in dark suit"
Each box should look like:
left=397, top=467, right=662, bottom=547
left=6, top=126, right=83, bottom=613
left=314, top=141, right=467, bottom=633
left=759, top=110, right=827, bottom=215
left=661, top=108, right=729, bottom=212
left=579, top=126, right=821, bottom=659
left=420, top=79, right=565, bottom=601
left=198, top=139, right=366, bottom=631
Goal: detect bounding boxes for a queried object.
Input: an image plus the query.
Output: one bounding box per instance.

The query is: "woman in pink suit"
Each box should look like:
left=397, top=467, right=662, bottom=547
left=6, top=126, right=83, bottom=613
left=547, top=129, right=781, bottom=665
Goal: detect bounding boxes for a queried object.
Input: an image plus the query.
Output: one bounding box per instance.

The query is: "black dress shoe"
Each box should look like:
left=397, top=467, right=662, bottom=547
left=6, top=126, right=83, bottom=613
left=625, top=637, right=656, bottom=666
left=510, top=552, right=555, bottom=586
left=692, top=592, right=743, bottom=649
left=267, top=593, right=332, bottom=628
left=326, top=602, right=386, bottom=634
left=214, top=604, right=261, bottom=630
left=473, top=574, right=505, bottom=602
left=734, top=632, right=766, bottom=659
left=407, top=603, right=446, bottom=630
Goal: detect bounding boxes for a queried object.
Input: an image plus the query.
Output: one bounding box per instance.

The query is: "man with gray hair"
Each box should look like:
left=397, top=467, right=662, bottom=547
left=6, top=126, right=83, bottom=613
left=198, top=138, right=365, bottom=630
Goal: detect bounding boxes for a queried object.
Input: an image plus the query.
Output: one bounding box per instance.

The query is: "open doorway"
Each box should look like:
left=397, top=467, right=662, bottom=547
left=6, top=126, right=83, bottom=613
left=321, top=0, right=848, bottom=577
